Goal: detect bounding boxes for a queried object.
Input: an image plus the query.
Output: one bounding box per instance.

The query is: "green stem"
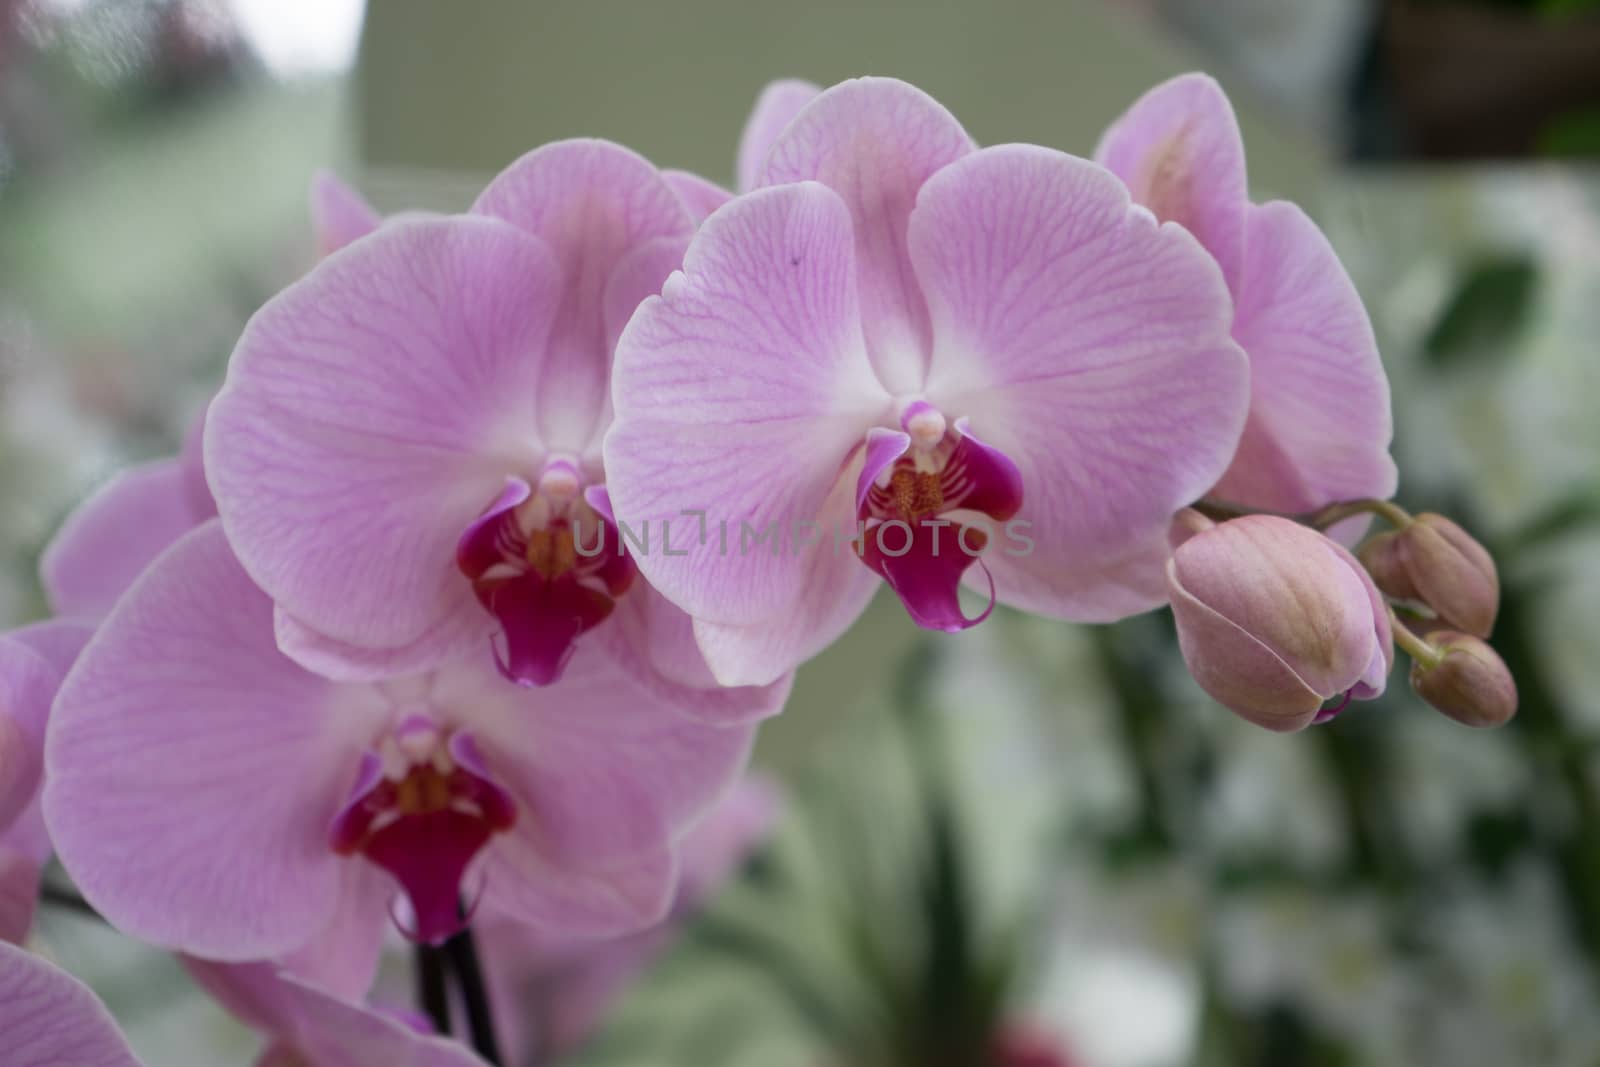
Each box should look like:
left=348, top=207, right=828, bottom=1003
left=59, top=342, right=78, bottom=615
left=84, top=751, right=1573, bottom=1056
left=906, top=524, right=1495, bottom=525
left=1304, top=498, right=1413, bottom=531
left=1389, top=609, right=1444, bottom=670
left=1193, top=496, right=1413, bottom=531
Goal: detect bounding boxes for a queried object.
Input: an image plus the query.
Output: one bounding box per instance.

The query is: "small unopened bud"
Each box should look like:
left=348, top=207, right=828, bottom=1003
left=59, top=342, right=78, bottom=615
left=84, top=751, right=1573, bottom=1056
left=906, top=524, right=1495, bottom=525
left=1360, top=513, right=1498, bottom=638
left=1167, top=516, right=1392, bottom=732
left=1409, top=631, right=1517, bottom=728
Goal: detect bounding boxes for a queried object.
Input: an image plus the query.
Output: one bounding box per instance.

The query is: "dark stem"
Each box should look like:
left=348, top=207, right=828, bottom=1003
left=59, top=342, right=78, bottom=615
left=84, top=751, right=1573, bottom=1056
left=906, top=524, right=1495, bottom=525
left=39, top=882, right=106, bottom=922
left=443, top=924, right=504, bottom=1066
left=414, top=942, right=451, bottom=1039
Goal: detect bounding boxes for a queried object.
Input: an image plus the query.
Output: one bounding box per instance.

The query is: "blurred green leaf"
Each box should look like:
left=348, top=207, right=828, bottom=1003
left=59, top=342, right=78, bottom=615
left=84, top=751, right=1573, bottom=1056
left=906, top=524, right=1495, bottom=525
left=1538, top=107, right=1600, bottom=157
left=1422, top=255, right=1539, bottom=368
left=1499, top=492, right=1600, bottom=555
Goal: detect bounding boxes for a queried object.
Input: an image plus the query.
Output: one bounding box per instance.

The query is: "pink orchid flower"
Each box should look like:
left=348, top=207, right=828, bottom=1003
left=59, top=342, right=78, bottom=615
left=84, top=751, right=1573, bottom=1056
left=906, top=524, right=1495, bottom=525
left=478, top=776, right=781, bottom=1061
left=1095, top=73, right=1396, bottom=514
left=44, top=522, right=756, bottom=953
left=604, top=77, right=1251, bottom=686
left=0, top=940, right=487, bottom=1067
left=206, top=144, right=790, bottom=719
left=0, top=620, right=91, bottom=944
left=184, top=957, right=489, bottom=1067
left=38, top=172, right=380, bottom=625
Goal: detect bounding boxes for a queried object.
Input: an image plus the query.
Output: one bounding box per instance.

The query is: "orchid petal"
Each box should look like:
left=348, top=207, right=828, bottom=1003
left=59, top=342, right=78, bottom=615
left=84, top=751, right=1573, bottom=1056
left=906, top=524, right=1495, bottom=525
left=909, top=144, right=1248, bottom=620
left=598, top=587, right=794, bottom=725
left=45, top=522, right=377, bottom=960
left=0, top=639, right=60, bottom=830
left=690, top=472, right=882, bottom=687
left=663, top=169, right=732, bottom=223
left=0, top=942, right=144, bottom=1067
left=464, top=645, right=757, bottom=870
left=275, top=862, right=392, bottom=1001
left=764, top=76, right=975, bottom=392
left=206, top=216, right=563, bottom=675
left=589, top=234, right=693, bottom=455
left=606, top=181, right=888, bottom=630
left=5, top=619, right=94, bottom=682
left=0, top=848, right=42, bottom=944
left=40, top=459, right=211, bottom=620
left=1093, top=72, right=1248, bottom=294
left=736, top=78, right=821, bottom=193
left=309, top=170, right=382, bottom=256
left=273, top=608, right=489, bottom=685
left=186, top=960, right=486, bottom=1067
left=1212, top=200, right=1397, bottom=512
left=474, top=140, right=694, bottom=452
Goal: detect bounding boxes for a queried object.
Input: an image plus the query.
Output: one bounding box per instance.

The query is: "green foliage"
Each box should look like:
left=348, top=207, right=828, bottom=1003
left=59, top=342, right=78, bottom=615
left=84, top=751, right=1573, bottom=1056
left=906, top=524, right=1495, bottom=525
left=1422, top=255, right=1539, bottom=368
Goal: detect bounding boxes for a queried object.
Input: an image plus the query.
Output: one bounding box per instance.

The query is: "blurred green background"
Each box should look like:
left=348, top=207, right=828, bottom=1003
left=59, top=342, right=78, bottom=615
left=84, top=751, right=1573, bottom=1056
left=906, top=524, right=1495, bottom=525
left=3, top=2, right=1600, bottom=1066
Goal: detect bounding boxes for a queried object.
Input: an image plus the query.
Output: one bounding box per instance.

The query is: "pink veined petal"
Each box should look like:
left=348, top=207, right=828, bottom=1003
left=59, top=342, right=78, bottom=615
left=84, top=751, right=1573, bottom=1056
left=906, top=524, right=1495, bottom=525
left=45, top=522, right=380, bottom=960
left=764, top=76, right=976, bottom=393
left=274, top=862, right=392, bottom=1001
left=0, top=639, right=61, bottom=830
left=186, top=961, right=486, bottom=1067
left=908, top=144, right=1249, bottom=622
left=206, top=216, right=564, bottom=676
left=735, top=78, right=822, bottom=193
left=596, top=586, right=794, bottom=726
left=485, top=836, right=678, bottom=939
left=273, top=970, right=491, bottom=1067
left=4, top=618, right=94, bottom=681
left=1211, top=200, right=1397, bottom=513
left=460, top=644, right=757, bottom=870
left=589, top=234, right=694, bottom=457
left=40, top=459, right=212, bottom=620
left=0, top=847, right=43, bottom=944
left=473, top=139, right=694, bottom=453
left=675, top=775, right=782, bottom=902
left=309, top=170, right=382, bottom=257
left=1093, top=72, right=1249, bottom=295
left=274, top=607, right=490, bottom=685
left=690, top=470, right=883, bottom=688
left=605, top=181, right=889, bottom=629
left=0, top=942, right=145, bottom=1067
left=662, top=169, right=732, bottom=224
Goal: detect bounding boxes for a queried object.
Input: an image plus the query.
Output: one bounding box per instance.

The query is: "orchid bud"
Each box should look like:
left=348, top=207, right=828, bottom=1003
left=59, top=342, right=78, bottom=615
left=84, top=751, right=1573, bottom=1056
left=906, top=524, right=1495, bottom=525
left=1409, top=631, right=1518, bottom=728
left=1359, top=513, right=1498, bottom=638
left=1167, top=515, right=1393, bottom=732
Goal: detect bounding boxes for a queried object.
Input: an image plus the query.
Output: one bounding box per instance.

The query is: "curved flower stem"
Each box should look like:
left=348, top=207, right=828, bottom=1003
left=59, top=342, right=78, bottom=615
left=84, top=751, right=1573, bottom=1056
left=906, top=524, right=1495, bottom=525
left=1193, top=496, right=1413, bottom=531
left=1389, top=608, right=1444, bottom=670
left=444, top=925, right=503, bottom=1066
left=1304, top=498, right=1413, bottom=531
left=415, top=943, right=450, bottom=1038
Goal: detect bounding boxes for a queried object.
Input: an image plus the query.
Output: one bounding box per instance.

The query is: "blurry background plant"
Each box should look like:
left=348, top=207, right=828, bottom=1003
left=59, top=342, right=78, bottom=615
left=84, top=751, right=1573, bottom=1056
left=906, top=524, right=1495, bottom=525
left=3, top=2, right=1600, bottom=1066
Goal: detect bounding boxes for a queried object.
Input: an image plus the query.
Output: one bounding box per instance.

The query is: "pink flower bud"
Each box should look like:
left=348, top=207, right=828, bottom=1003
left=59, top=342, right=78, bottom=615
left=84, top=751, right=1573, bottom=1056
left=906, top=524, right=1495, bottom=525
left=1409, top=631, right=1518, bottom=728
left=1358, top=513, right=1498, bottom=638
left=1167, top=515, right=1393, bottom=732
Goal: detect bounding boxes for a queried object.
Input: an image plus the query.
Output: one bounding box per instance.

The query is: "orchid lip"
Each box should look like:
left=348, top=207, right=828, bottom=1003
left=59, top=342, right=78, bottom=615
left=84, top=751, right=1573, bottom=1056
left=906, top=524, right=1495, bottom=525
left=328, top=722, right=516, bottom=945
left=457, top=474, right=638, bottom=686
left=853, top=415, right=1023, bottom=633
